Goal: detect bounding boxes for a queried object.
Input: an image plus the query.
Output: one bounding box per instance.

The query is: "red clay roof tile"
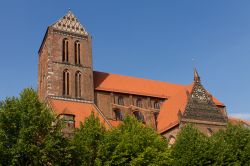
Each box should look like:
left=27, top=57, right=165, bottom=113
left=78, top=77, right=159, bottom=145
left=228, top=116, right=250, bottom=126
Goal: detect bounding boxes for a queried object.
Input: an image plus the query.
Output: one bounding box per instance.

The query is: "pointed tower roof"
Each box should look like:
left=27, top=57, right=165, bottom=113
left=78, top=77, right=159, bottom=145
left=194, top=68, right=200, bottom=83
left=51, top=10, right=88, bottom=36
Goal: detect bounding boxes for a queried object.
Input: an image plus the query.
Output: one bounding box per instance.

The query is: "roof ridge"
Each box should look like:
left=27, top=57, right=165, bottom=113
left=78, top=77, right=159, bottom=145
left=93, top=70, right=190, bottom=87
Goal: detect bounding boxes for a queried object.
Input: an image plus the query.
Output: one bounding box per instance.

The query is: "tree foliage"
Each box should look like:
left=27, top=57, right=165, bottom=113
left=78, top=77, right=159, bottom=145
left=1, top=88, right=250, bottom=165
left=0, top=88, right=72, bottom=165
left=209, top=124, right=250, bottom=165
left=171, top=124, right=250, bottom=166
left=95, top=116, right=172, bottom=166
left=71, top=112, right=106, bottom=166
left=171, top=124, right=211, bottom=166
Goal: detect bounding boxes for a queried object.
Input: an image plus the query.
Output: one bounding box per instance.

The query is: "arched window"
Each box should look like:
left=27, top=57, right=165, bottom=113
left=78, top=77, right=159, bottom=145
left=62, top=38, right=69, bottom=62
left=74, top=41, right=81, bottom=65
left=154, top=101, right=160, bottom=109
left=153, top=112, right=159, bottom=127
left=133, top=111, right=144, bottom=122
left=207, top=128, right=213, bottom=136
left=63, top=69, right=70, bottom=96
left=75, top=71, right=81, bottom=98
left=118, top=96, right=124, bottom=106
left=114, top=109, right=123, bottom=121
left=136, top=98, right=142, bottom=108
left=168, top=135, right=176, bottom=145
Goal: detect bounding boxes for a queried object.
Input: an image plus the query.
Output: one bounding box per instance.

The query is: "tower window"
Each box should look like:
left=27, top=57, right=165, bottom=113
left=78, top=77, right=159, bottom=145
left=75, top=71, right=81, bottom=98
left=133, top=111, right=144, bottom=122
left=114, top=109, right=123, bottom=121
left=63, top=69, right=70, bottom=96
left=62, top=38, right=69, bottom=62
left=75, top=41, right=81, bottom=65
left=136, top=98, right=142, bottom=108
left=154, top=101, right=160, bottom=109
left=118, top=96, right=124, bottom=106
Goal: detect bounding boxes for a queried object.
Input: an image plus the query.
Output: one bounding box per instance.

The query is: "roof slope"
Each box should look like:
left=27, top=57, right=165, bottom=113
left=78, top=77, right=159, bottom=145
left=93, top=71, right=224, bottom=131
left=228, top=117, right=250, bottom=126
left=49, top=99, right=111, bottom=128
left=94, top=71, right=186, bottom=98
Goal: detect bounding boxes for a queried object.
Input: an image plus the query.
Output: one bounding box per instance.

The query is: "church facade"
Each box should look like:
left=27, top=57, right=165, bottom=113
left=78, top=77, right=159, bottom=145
left=38, top=11, right=230, bottom=141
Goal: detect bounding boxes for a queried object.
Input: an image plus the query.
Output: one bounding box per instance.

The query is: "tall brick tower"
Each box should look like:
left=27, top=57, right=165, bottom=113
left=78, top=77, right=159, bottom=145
left=38, top=11, right=94, bottom=102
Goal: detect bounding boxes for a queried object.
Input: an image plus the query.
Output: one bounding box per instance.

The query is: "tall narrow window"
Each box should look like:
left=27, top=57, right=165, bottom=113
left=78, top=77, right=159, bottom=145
left=133, top=111, right=144, bottom=122
left=114, top=109, right=123, bottom=121
left=63, top=70, right=70, bottom=96
left=62, top=38, right=69, bottom=62
left=118, top=96, right=124, bottom=106
left=75, top=71, right=81, bottom=98
left=136, top=98, right=142, bottom=108
left=154, top=101, right=160, bottom=109
left=75, top=41, right=81, bottom=65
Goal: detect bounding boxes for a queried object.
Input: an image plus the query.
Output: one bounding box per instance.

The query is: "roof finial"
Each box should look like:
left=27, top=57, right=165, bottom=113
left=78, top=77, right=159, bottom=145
left=194, top=68, right=200, bottom=83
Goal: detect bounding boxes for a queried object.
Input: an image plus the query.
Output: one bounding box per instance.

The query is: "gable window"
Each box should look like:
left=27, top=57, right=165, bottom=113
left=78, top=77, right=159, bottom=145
left=114, top=109, right=123, bottom=121
left=154, top=101, right=160, bottom=109
left=59, top=114, right=75, bottom=129
left=62, top=38, right=69, bottom=62
left=74, top=41, right=81, bottom=65
left=63, top=69, right=70, bottom=96
left=118, top=96, right=124, bottom=106
left=75, top=71, right=81, bottom=98
left=133, top=111, right=144, bottom=122
left=136, top=98, right=142, bottom=108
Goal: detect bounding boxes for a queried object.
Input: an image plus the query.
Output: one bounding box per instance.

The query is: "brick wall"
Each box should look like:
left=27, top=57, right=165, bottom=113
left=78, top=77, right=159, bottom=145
left=38, top=27, right=94, bottom=101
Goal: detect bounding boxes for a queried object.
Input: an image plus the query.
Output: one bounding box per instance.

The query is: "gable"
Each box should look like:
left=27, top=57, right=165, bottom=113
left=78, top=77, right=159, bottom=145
left=48, top=98, right=111, bottom=128
left=181, top=82, right=227, bottom=123
left=51, top=11, right=88, bottom=36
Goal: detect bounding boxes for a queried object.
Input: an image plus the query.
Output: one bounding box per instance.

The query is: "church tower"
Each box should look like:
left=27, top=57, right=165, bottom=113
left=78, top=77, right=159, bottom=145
left=38, top=11, right=94, bottom=102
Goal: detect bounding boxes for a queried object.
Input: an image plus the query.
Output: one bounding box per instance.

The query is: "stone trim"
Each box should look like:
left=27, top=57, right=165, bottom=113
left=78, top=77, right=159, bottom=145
left=48, top=95, right=93, bottom=104
left=52, top=61, right=92, bottom=69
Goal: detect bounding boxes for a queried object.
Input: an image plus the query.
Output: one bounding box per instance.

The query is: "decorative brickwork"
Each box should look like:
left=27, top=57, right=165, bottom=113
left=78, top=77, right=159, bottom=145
left=182, top=81, right=227, bottom=123
left=52, top=11, right=88, bottom=36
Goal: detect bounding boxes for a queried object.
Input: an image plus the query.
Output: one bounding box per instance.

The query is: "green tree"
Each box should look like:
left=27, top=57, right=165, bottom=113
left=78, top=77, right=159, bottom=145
left=0, top=88, right=72, bottom=165
left=171, top=124, right=211, bottom=166
left=210, top=124, right=250, bottom=165
left=71, top=112, right=106, bottom=166
left=95, top=116, right=172, bottom=166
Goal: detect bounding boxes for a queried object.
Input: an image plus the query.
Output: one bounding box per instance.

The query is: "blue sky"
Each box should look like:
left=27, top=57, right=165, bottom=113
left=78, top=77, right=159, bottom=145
left=0, top=1, right=250, bottom=119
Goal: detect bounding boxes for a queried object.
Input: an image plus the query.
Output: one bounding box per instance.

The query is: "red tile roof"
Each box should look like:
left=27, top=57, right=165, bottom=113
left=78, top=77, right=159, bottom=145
left=48, top=98, right=111, bottom=128
left=228, top=117, right=250, bottom=126
left=94, top=71, right=186, bottom=98
left=93, top=71, right=225, bottom=131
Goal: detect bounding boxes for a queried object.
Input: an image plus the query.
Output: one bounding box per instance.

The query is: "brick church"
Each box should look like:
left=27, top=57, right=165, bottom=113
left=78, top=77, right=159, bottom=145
left=37, top=11, right=247, bottom=142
